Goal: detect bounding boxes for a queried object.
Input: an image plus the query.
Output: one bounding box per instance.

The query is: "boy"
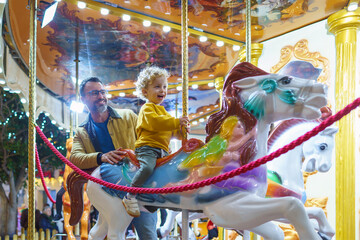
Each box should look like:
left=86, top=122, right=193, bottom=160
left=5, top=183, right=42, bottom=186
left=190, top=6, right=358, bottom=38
left=122, top=66, right=189, bottom=217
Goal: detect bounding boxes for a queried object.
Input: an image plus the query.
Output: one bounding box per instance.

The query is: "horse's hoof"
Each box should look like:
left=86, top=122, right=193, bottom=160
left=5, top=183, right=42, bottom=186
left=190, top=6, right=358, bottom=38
left=318, top=232, right=332, bottom=240
left=157, top=228, right=163, bottom=238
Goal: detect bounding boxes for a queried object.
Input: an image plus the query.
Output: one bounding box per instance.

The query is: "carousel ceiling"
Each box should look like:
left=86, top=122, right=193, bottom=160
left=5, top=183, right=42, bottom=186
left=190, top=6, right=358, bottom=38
left=3, top=0, right=350, bottom=132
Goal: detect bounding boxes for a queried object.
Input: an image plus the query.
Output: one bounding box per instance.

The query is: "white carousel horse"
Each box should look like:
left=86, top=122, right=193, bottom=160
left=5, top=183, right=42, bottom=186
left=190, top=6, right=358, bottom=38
left=86, top=62, right=328, bottom=240
left=266, top=118, right=338, bottom=238
left=158, top=118, right=338, bottom=239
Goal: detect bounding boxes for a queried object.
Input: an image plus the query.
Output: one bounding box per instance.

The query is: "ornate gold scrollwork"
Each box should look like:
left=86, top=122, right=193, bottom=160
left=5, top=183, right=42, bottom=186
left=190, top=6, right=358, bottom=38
left=270, top=39, right=330, bottom=86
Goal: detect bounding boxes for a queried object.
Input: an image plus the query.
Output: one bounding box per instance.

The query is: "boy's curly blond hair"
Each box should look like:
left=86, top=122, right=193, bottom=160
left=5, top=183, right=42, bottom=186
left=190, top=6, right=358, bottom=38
left=135, top=66, right=170, bottom=101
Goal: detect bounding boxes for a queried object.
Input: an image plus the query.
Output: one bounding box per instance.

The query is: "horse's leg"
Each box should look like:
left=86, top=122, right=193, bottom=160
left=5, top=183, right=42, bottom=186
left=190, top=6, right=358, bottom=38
left=80, top=201, right=91, bottom=240
left=88, top=213, right=107, bottom=240
left=306, top=207, right=335, bottom=239
left=247, top=222, right=284, bottom=240
left=63, top=204, right=75, bottom=240
left=203, top=193, right=321, bottom=240
left=157, top=210, right=179, bottom=238
left=87, top=175, right=132, bottom=240
left=175, top=212, right=204, bottom=240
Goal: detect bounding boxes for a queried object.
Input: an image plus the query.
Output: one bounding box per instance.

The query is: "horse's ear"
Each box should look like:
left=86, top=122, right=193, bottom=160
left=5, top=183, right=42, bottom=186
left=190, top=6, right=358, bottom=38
left=321, top=125, right=339, bottom=136
left=232, top=77, right=258, bottom=89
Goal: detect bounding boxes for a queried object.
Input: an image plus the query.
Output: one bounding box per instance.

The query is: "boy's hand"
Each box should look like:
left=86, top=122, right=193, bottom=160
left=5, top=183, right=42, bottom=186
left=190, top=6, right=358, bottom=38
left=179, top=116, right=189, bottom=126
left=179, top=116, right=190, bottom=134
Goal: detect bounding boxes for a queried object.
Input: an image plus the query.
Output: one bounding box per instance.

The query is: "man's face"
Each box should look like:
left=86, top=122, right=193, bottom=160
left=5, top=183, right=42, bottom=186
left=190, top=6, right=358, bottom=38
left=81, top=81, right=108, bottom=113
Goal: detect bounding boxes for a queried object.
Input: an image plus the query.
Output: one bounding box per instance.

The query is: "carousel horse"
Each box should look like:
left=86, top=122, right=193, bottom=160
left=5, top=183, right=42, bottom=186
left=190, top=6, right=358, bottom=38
left=266, top=117, right=338, bottom=238
left=157, top=113, right=338, bottom=239
left=63, top=138, right=91, bottom=240
left=82, top=62, right=329, bottom=240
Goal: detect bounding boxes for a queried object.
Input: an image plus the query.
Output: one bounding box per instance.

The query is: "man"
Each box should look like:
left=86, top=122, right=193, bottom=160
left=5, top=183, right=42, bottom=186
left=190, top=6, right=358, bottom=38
left=70, top=77, right=157, bottom=240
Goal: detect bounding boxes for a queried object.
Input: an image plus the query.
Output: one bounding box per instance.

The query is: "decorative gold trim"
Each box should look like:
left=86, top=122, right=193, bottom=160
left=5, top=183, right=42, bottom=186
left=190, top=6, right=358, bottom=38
left=270, top=39, right=330, bottom=86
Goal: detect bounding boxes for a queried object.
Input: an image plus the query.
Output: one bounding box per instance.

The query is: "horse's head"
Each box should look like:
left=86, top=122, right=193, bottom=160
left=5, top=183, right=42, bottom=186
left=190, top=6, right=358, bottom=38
left=229, top=63, right=327, bottom=123
left=302, top=125, right=338, bottom=172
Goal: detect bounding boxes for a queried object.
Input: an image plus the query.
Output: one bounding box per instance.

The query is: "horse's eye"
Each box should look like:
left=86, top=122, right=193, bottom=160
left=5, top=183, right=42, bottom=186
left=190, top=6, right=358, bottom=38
left=319, top=143, right=328, bottom=151
left=280, top=77, right=292, bottom=85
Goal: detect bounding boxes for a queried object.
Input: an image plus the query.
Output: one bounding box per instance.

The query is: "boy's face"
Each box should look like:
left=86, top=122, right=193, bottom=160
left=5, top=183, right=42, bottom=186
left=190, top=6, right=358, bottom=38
left=142, top=76, right=168, bottom=105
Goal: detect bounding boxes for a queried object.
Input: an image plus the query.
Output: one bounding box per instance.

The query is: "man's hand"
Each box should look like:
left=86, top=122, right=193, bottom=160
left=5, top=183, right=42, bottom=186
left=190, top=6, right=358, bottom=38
left=101, top=149, right=127, bottom=164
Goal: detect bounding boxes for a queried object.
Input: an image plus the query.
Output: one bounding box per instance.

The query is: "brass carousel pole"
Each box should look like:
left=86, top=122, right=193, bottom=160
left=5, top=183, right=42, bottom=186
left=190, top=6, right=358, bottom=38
left=181, top=0, right=189, bottom=239
left=245, top=0, right=251, bottom=62
left=28, top=0, right=37, bottom=239
left=328, top=8, right=360, bottom=240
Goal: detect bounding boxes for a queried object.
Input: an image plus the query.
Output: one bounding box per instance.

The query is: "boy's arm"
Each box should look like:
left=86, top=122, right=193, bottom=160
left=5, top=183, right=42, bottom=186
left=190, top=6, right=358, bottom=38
left=141, top=106, right=180, bottom=131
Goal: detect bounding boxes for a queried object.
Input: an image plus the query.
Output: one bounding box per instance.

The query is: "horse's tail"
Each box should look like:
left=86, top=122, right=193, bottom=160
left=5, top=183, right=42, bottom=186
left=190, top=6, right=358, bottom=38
left=67, top=168, right=95, bottom=226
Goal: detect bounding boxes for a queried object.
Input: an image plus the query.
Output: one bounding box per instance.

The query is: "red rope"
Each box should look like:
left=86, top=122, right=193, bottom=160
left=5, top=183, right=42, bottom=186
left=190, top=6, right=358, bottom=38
left=35, top=146, right=56, bottom=203
left=35, top=97, right=360, bottom=194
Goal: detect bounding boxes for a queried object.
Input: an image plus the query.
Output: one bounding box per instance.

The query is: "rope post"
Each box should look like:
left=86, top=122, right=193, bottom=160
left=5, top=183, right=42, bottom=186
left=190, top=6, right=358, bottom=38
left=28, top=0, right=37, bottom=239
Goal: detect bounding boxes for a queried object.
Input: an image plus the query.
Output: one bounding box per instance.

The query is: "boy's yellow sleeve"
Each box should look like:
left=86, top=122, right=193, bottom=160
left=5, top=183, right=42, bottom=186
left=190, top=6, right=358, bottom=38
left=140, top=105, right=180, bottom=131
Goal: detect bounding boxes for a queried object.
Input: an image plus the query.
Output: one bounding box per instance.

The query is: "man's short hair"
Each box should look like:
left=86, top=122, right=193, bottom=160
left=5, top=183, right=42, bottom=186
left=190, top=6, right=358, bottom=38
left=79, top=77, right=103, bottom=96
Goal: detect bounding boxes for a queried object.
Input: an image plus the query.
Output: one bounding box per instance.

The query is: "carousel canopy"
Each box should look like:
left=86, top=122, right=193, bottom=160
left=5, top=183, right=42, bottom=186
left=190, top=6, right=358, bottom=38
left=2, top=0, right=350, bottom=131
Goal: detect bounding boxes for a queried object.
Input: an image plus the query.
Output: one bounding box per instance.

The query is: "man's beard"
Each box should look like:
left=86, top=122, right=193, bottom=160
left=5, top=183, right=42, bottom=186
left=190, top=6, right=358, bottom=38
left=95, top=104, right=107, bottom=113
left=93, top=99, right=108, bottom=113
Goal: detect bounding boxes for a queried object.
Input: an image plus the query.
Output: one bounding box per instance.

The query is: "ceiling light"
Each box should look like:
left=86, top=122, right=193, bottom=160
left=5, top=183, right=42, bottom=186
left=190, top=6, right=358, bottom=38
left=70, top=101, right=85, bottom=113
left=216, top=41, right=224, bottom=47
left=209, top=74, right=214, bottom=77
left=45, top=112, right=50, bottom=116
left=0, top=80, right=5, bottom=84
left=41, top=1, right=59, bottom=28
left=199, top=118, right=204, bottom=122
left=199, top=36, right=207, bottom=42
left=192, top=84, right=198, bottom=89
left=176, top=86, right=182, bottom=91
left=235, top=33, right=240, bottom=36
left=58, top=127, right=63, bottom=130
left=143, top=20, right=151, bottom=27
left=202, top=24, right=207, bottom=27
left=13, top=90, right=21, bottom=94
left=233, top=45, right=241, bottom=51
left=133, top=91, right=138, bottom=95
left=348, top=2, right=358, bottom=11
left=20, top=98, right=27, bottom=104
left=3, top=87, right=9, bottom=91
left=0, top=67, right=3, bottom=73
left=122, top=14, right=131, bottom=21
left=192, top=121, right=198, bottom=125
left=144, top=5, right=151, bottom=9
left=165, top=12, right=170, bottom=15
left=51, top=120, right=57, bottom=125
left=119, top=92, right=126, bottom=97
left=218, top=28, right=224, bottom=31
left=100, top=8, right=110, bottom=15
left=163, top=26, right=171, bottom=32
left=77, top=1, right=86, bottom=9
left=208, top=82, right=214, bottom=87
left=106, top=93, right=112, bottom=98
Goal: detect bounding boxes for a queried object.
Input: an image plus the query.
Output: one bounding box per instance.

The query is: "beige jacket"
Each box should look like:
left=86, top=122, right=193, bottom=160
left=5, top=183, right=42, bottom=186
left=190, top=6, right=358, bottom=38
left=70, top=107, right=137, bottom=169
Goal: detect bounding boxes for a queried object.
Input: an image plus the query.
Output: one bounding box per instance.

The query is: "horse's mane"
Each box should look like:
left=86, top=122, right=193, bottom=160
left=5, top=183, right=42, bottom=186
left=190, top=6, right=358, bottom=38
left=267, top=106, right=332, bottom=150
left=205, top=62, right=268, bottom=165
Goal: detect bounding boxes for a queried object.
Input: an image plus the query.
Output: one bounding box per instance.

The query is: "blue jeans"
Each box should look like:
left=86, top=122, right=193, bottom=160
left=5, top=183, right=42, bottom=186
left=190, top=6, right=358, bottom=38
left=132, top=211, right=157, bottom=240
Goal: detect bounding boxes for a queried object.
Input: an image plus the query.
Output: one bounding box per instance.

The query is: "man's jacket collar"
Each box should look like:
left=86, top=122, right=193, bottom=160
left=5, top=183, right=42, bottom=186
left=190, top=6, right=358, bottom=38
left=79, top=106, right=121, bottom=127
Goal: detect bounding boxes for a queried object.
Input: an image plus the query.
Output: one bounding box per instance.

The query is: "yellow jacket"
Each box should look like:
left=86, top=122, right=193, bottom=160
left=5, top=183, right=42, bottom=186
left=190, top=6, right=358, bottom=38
left=70, top=107, right=137, bottom=169
left=135, top=103, right=181, bottom=152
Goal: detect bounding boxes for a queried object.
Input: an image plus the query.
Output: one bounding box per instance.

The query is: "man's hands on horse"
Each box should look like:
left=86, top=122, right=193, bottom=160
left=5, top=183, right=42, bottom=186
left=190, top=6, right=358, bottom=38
left=101, top=149, right=128, bottom=164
